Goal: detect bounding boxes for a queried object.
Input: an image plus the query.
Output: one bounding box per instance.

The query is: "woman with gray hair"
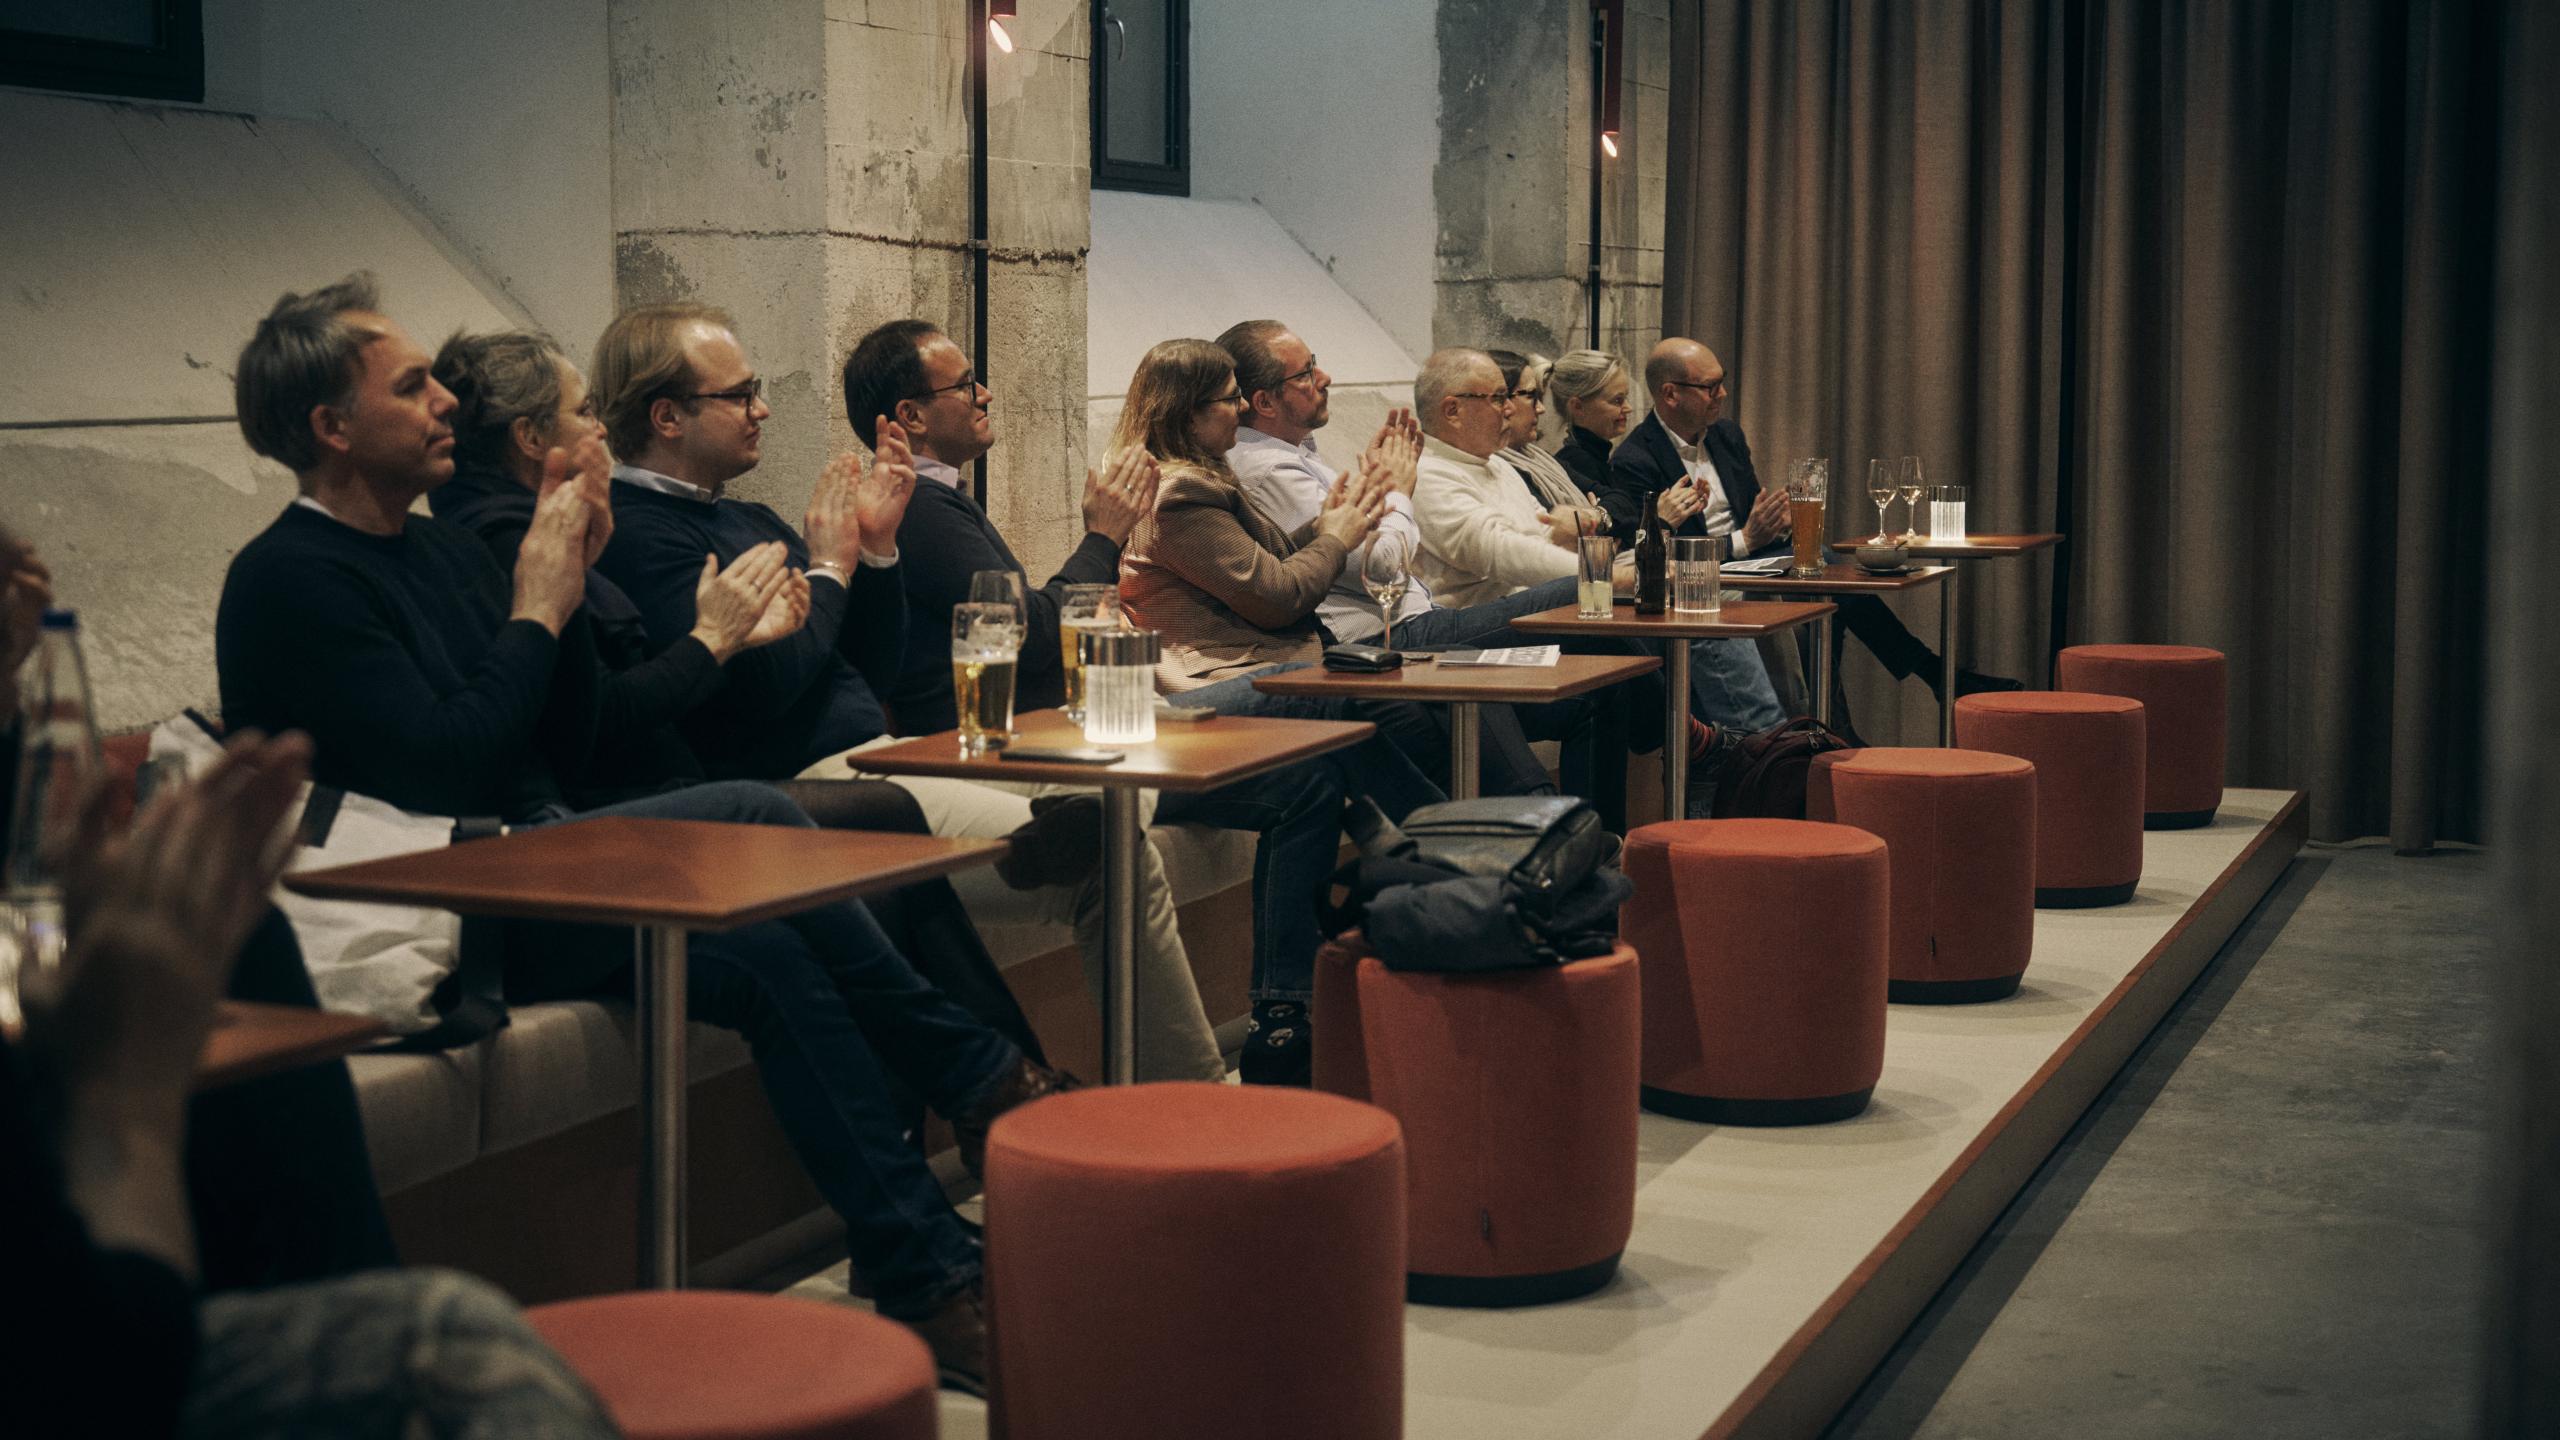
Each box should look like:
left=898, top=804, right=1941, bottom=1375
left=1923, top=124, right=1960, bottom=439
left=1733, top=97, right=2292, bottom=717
left=1486, top=348, right=1606, bottom=534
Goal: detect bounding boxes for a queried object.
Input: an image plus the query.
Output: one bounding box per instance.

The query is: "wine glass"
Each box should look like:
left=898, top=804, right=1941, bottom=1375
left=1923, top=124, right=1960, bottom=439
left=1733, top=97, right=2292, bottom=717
left=1867, top=459, right=1895, bottom=543
left=968, top=569, right=1027, bottom=627
left=1896, top=457, right=1927, bottom=544
left=1361, top=532, right=1413, bottom=649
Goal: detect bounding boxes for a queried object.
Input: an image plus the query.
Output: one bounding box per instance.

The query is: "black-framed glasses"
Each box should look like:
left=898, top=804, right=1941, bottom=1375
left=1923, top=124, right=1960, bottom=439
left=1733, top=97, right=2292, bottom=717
left=1504, top=388, right=1539, bottom=403
left=1667, top=376, right=1730, bottom=398
left=1447, top=391, right=1510, bottom=406
left=1276, top=356, right=1321, bottom=389
left=912, top=371, right=983, bottom=402
left=677, top=376, right=765, bottom=407
left=1201, top=389, right=1250, bottom=410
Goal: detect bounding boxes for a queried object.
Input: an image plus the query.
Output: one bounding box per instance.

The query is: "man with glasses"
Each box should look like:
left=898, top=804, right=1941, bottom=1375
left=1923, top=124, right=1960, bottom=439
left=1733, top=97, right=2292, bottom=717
left=1412, top=345, right=1779, bottom=788
left=1606, top=337, right=2018, bottom=705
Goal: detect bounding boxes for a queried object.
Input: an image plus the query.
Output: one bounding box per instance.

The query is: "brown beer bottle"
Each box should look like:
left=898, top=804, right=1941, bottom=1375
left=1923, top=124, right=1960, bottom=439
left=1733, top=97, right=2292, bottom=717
left=1632, top=505, right=1669, bottom=615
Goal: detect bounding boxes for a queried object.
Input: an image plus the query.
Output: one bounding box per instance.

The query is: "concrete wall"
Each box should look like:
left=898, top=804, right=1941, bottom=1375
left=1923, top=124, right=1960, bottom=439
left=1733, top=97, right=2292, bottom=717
left=1434, top=0, right=1666, bottom=377
left=609, top=0, right=1093, bottom=582
left=199, top=0, right=615, bottom=354
left=1086, top=191, right=1420, bottom=486
left=1189, top=0, right=1439, bottom=361
left=0, top=91, right=529, bottom=729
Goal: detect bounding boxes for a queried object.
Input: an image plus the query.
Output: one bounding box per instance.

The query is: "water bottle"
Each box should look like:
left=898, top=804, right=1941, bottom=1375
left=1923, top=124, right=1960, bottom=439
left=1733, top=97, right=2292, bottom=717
left=3, top=610, right=101, bottom=1029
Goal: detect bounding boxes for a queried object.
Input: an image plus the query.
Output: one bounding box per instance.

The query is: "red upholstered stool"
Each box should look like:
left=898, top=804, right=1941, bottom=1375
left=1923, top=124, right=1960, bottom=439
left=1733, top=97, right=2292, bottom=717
left=1955, top=691, right=2146, bottom=907
left=1314, top=937, right=1640, bottom=1306
left=2056, top=644, right=2229, bottom=829
left=1311, top=936, right=1374, bottom=1101
left=1621, top=819, right=1889, bottom=1124
left=1809, top=748, right=2038, bottom=1003
left=984, top=1083, right=1405, bottom=1440
left=525, top=1291, right=935, bottom=1440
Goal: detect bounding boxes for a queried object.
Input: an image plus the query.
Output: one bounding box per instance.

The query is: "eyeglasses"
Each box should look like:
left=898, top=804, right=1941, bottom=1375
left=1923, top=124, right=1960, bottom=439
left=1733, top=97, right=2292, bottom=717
left=1276, top=356, right=1321, bottom=389
left=1667, top=376, right=1730, bottom=398
left=1504, top=388, right=1539, bottom=403
left=1202, top=390, right=1250, bottom=410
left=1447, top=392, right=1511, bottom=407
left=913, top=372, right=983, bottom=402
left=677, top=376, right=765, bottom=407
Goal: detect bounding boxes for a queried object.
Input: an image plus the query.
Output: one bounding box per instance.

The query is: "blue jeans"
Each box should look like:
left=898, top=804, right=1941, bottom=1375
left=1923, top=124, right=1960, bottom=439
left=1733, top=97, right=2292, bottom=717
left=509, top=781, right=1017, bottom=1316
left=1686, top=634, right=1786, bottom=731
left=1157, top=672, right=1447, bottom=1002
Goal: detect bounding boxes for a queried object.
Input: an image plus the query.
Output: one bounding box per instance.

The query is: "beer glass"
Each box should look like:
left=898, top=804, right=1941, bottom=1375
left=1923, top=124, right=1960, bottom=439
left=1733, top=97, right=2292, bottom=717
left=1575, top=535, right=1617, bottom=619
left=1671, top=536, right=1721, bottom=615
left=951, top=601, right=1023, bottom=757
left=1057, top=583, right=1120, bottom=724
left=1786, top=457, right=1830, bottom=578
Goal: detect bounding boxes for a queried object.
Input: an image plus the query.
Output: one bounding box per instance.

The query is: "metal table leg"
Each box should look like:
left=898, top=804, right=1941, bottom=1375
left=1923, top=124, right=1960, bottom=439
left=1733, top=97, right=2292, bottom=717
left=635, top=923, right=689, bottom=1288
left=1939, top=566, right=1960, bottom=746
left=1100, top=786, right=1142, bottom=1084
left=1662, top=639, right=1692, bottom=821
left=1813, top=613, right=1835, bottom=728
left=1447, top=699, right=1481, bottom=800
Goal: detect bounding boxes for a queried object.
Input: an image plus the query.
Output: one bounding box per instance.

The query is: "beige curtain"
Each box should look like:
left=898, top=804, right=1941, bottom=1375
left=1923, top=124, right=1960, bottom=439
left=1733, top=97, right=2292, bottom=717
left=1665, top=0, right=2498, bottom=846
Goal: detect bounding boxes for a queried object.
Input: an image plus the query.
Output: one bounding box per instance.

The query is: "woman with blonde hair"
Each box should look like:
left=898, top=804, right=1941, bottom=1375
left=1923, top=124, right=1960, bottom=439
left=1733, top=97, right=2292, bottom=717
left=1542, top=348, right=1636, bottom=521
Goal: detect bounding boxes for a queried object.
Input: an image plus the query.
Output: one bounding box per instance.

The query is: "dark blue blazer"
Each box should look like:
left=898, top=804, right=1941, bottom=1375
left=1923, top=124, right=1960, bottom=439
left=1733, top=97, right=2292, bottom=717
left=1599, top=413, right=1777, bottom=557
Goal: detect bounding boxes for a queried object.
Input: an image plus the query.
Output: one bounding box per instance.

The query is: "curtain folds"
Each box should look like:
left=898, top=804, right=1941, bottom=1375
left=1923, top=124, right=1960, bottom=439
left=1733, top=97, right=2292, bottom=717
left=1665, top=0, right=2498, bottom=846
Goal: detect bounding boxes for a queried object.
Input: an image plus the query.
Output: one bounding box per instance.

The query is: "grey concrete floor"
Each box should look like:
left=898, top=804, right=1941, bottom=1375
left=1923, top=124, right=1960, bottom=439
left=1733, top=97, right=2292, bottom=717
left=1829, top=843, right=2490, bottom=1440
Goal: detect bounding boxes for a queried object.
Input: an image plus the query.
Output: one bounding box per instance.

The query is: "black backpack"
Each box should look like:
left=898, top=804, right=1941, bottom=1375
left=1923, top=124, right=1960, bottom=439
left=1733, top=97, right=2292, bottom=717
left=1711, top=718, right=1857, bottom=819
left=1320, top=796, right=1633, bottom=973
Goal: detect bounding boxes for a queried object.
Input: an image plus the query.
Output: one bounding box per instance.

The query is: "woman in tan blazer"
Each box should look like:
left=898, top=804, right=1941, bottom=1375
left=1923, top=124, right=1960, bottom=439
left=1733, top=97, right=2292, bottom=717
left=1112, top=338, right=1399, bottom=692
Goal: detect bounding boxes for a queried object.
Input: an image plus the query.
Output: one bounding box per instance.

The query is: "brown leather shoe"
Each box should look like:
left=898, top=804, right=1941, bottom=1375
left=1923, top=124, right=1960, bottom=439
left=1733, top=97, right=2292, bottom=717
left=899, top=1284, right=990, bottom=1397
left=951, top=1056, right=1082, bottom=1180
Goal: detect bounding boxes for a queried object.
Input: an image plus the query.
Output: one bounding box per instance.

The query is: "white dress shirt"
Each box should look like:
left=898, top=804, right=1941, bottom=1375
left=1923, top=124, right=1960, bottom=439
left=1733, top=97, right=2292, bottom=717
left=1665, top=427, right=1748, bottom=557
left=915, top=454, right=966, bottom=491
left=1227, top=425, right=1431, bottom=643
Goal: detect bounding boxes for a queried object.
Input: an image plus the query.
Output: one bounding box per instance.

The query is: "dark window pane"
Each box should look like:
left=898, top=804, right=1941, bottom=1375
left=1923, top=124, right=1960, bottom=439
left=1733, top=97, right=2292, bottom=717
left=1102, top=0, right=1170, bottom=168
left=0, top=0, right=157, bottom=46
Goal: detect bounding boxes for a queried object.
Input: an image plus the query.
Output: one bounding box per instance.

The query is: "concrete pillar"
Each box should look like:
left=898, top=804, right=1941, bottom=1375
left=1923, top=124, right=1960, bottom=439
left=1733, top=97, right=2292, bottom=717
left=1432, top=0, right=1666, bottom=379
left=608, top=0, right=1092, bottom=580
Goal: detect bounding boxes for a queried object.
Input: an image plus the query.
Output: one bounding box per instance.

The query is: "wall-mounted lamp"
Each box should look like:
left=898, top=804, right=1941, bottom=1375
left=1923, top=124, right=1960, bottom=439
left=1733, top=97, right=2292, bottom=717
left=989, top=0, right=1016, bottom=55
left=1595, top=0, right=1623, bottom=159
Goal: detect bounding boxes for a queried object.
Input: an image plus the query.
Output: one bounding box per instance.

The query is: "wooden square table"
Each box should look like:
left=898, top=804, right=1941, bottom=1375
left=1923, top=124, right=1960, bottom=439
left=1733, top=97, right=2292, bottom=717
left=852, top=708, right=1377, bottom=1086
left=1508, top=599, right=1835, bottom=822
left=286, top=818, right=1010, bottom=1289
left=1248, top=652, right=1662, bottom=800
left=197, top=1001, right=385, bottom=1091
left=1729, top=561, right=1960, bottom=744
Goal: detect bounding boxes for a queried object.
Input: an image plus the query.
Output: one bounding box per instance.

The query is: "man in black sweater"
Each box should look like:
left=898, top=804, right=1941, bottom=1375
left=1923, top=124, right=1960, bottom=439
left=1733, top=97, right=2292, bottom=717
left=595, top=306, right=1228, bottom=1083
left=214, top=276, right=1058, bottom=1391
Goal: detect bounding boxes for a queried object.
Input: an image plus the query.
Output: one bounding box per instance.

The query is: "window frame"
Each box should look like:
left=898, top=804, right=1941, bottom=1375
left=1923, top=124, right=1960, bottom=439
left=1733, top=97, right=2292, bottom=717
left=1090, top=0, right=1189, bottom=196
left=0, top=0, right=205, bottom=103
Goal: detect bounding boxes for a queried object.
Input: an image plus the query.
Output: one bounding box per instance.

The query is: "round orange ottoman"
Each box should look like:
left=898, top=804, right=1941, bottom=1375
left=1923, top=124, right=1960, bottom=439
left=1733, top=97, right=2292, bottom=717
left=2056, top=644, right=2228, bottom=828
left=984, top=1083, right=1405, bottom=1440
left=1621, top=819, right=1889, bottom=1124
left=1315, top=940, right=1639, bottom=1306
left=1956, top=692, right=2146, bottom=906
left=525, top=1292, right=935, bottom=1440
left=1813, top=748, right=2037, bottom=1003
left=1311, top=936, right=1374, bottom=1101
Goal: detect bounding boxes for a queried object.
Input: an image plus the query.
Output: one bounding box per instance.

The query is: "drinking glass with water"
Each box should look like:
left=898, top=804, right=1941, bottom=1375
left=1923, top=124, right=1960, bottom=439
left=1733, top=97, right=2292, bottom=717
left=1671, top=537, right=1722, bottom=615
left=1575, top=535, right=1618, bottom=619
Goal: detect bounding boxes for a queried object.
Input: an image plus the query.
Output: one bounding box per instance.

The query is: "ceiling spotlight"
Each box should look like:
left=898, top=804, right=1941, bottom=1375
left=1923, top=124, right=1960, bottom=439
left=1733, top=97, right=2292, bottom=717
left=990, top=0, right=1016, bottom=53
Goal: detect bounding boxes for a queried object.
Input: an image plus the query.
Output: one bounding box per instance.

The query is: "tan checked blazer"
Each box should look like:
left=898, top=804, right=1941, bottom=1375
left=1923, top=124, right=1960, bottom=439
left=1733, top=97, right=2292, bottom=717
left=1117, top=458, right=1352, bottom=692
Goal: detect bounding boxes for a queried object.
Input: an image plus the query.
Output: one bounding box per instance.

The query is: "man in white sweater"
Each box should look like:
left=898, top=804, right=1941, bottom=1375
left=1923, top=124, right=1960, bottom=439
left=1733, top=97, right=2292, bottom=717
left=1412, top=347, right=1785, bottom=737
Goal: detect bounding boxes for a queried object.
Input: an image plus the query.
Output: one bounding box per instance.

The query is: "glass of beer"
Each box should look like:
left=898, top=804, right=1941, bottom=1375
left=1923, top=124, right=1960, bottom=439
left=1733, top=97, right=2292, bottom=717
left=1671, top=536, right=1721, bottom=615
left=1575, top=534, right=1617, bottom=618
left=1057, top=584, right=1121, bottom=724
left=951, top=602, right=1023, bottom=757
left=1786, top=457, right=1830, bottom=578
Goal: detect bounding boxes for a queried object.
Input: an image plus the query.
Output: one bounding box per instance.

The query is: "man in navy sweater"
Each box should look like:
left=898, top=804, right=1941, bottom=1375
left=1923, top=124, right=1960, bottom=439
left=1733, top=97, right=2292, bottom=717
left=593, top=306, right=1231, bottom=1083
left=214, top=277, right=1060, bottom=1391
left=842, top=318, right=1450, bottom=1085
